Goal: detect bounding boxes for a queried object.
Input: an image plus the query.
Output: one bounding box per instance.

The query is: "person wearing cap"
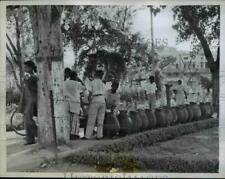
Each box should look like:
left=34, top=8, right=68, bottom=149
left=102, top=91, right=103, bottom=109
left=18, top=60, right=38, bottom=145
left=144, top=75, right=157, bottom=111
left=83, top=70, right=106, bottom=140
left=64, top=71, right=86, bottom=140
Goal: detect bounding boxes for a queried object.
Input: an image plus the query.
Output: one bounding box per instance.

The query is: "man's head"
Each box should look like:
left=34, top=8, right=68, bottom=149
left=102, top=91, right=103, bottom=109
left=64, top=68, right=71, bottom=80
left=149, top=75, right=155, bottom=83
left=111, top=81, right=119, bottom=93
left=178, top=80, right=182, bottom=85
left=94, top=70, right=104, bottom=79
left=69, top=71, right=78, bottom=81
left=24, top=60, right=37, bottom=74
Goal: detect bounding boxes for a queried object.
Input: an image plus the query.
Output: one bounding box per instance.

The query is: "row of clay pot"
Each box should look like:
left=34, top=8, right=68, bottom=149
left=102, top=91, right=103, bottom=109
left=103, top=102, right=214, bottom=138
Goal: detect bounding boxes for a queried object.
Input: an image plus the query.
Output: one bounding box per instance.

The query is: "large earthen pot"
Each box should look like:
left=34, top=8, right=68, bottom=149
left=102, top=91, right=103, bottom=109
left=103, top=112, right=120, bottom=138
left=180, top=105, right=189, bottom=123
left=205, top=102, right=213, bottom=117
left=163, top=107, right=173, bottom=126
left=185, top=104, right=194, bottom=122
left=170, top=107, right=178, bottom=125
left=155, top=108, right=169, bottom=128
left=145, top=109, right=157, bottom=129
left=200, top=102, right=207, bottom=119
left=137, top=109, right=149, bottom=131
left=175, top=106, right=184, bottom=124
left=117, top=110, right=133, bottom=136
left=129, top=111, right=142, bottom=133
left=190, top=102, right=202, bottom=121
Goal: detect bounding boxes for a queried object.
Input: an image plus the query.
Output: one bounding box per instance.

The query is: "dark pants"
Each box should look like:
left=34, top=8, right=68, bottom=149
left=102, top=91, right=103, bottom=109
left=24, top=103, right=37, bottom=143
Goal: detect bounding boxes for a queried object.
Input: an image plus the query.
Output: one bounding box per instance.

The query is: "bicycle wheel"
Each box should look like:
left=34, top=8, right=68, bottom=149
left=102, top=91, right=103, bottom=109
left=10, top=108, right=26, bottom=136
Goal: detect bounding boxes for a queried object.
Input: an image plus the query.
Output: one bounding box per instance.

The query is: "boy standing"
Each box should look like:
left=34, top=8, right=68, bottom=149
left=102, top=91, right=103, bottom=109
left=105, top=81, right=120, bottom=117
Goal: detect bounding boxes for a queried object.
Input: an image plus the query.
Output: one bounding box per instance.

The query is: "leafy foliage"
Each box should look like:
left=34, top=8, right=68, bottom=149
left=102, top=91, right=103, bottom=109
left=172, top=6, right=219, bottom=57
left=61, top=6, right=156, bottom=80
left=200, top=76, right=213, bottom=90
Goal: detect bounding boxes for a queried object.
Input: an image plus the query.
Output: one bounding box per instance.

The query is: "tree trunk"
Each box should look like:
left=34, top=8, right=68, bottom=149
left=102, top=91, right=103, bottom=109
left=29, top=6, right=68, bottom=147
left=212, top=71, right=219, bottom=115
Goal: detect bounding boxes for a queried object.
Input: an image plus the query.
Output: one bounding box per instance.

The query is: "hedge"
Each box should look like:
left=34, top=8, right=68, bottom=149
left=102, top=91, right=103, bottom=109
left=65, top=118, right=218, bottom=172
left=87, top=118, right=218, bottom=153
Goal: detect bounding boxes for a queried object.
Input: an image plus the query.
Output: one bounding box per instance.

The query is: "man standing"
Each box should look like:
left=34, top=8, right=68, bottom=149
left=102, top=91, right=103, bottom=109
left=84, top=70, right=106, bottom=140
left=175, top=80, right=188, bottom=105
left=18, top=61, right=38, bottom=145
left=64, top=71, right=86, bottom=140
left=144, top=75, right=157, bottom=111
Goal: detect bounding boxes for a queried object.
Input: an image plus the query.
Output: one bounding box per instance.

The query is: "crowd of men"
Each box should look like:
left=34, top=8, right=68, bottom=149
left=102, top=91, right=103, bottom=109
left=17, top=60, right=211, bottom=145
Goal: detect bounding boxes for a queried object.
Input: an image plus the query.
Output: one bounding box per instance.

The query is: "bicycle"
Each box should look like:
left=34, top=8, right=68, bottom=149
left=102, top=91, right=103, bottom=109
left=10, top=107, right=26, bottom=136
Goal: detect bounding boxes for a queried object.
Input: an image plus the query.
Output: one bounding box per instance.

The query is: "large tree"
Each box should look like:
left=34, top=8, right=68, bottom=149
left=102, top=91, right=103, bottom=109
left=62, top=6, right=153, bottom=80
left=6, top=6, right=32, bottom=92
left=172, top=6, right=220, bottom=113
left=28, top=6, right=68, bottom=147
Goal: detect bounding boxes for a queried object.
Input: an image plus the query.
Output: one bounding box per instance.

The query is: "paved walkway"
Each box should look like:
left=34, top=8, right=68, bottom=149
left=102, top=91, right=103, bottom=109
left=7, top=130, right=117, bottom=171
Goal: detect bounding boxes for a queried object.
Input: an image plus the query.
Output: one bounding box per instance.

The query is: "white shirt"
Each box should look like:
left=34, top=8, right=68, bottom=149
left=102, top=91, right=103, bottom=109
left=90, top=79, right=106, bottom=95
left=64, top=80, right=86, bottom=102
left=89, top=78, right=106, bottom=103
left=144, top=81, right=157, bottom=94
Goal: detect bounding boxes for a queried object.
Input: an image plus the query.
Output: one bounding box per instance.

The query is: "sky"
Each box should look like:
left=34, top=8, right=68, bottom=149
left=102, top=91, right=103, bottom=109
left=64, top=6, right=193, bottom=67
left=131, top=6, right=192, bottom=51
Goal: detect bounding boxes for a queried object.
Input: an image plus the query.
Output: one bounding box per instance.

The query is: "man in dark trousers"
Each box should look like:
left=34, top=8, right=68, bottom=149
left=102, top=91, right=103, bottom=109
left=18, top=60, right=38, bottom=145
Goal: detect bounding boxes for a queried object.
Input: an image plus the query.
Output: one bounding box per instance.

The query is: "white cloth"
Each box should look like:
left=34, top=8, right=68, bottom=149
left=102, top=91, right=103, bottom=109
left=143, top=81, right=157, bottom=94
left=90, top=79, right=106, bottom=95
left=64, top=80, right=86, bottom=102
left=175, top=84, right=187, bottom=105
left=89, top=79, right=106, bottom=103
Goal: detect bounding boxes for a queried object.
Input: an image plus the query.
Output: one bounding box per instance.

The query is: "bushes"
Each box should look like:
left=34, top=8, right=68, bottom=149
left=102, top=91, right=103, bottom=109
left=88, top=118, right=218, bottom=153
left=69, top=150, right=218, bottom=172
left=65, top=118, right=218, bottom=172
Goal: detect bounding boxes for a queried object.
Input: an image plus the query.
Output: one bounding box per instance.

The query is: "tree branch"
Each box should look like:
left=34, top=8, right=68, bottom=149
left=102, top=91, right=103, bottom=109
left=14, top=15, right=22, bottom=59
left=6, top=56, right=21, bottom=91
left=6, top=33, right=19, bottom=57
left=6, top=43, right=18, bottom=65
left=180, top=7, right=216, bottom=73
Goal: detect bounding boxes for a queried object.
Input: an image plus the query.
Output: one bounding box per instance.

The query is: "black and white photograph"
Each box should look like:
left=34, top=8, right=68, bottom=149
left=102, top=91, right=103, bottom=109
left=0, top=0, right=224, bottom=178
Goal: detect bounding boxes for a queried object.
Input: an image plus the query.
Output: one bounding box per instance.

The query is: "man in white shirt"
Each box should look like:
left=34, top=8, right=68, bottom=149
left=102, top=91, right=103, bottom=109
left=144, top=76, right=157, bottom=110
left=175, top=80, right=188, bottom=105
left=84, top=70, right=106, bottom=139
left=64, top=71, right=86, bottom=140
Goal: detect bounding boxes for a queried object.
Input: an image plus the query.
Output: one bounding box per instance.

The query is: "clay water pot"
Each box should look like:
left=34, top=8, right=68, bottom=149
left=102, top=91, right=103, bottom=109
left=190, top=102, right=202, bottom=121
left=155, top=108, right=169, bottom=128
left=129, top=111, right=142, bottom=133
left=163, top=107, right=173, bottom=126
left=137, top=109, right=149, bottom=131
left=205, top=102, right=213, bottom=117
left=145, top=109, right=157, bottom=129
left=200, top=103, right=207, bottom=119
left=117, top=110, right=133, bottom=136
left=170, top=107, right=178, bottom=125
left=103, top=112, right=120, bottom=138
left=175, top=106, right=184, bottom=124
left=180, top=105, right=189, bottom=123
left=185, top=104, right=194, bottom=122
